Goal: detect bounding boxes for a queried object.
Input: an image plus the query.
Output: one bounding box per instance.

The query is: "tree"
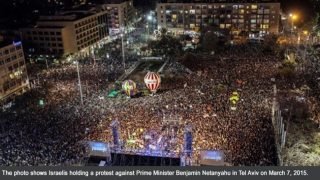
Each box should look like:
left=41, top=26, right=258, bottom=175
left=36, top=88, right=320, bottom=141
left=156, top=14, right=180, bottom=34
left=200, top=31, right=219, bottom=52
left=147, top=28, right=182, bottom=58
left=262, top=33, right=279, bottom=53
left=278, top=52, right=297, bottom=80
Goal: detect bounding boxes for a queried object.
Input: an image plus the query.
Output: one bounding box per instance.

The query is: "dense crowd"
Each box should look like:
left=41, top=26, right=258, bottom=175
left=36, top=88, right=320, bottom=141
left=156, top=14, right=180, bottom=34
left=0, top=44, right=291, bottom=166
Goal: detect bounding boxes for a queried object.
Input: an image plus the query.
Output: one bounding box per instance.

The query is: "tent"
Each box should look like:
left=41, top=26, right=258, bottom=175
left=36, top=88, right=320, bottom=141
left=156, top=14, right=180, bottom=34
left=107, top=90, right=118, bottom=98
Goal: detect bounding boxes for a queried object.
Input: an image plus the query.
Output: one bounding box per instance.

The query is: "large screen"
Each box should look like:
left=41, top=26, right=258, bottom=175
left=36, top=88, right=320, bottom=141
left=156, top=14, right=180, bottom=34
left=87, top=141, right=110, bottom=157
left=200, top=150, right=226, bottom=166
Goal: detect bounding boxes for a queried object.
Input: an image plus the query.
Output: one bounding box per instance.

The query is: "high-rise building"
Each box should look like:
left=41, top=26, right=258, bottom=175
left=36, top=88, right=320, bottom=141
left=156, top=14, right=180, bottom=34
left=156, top=0, right=281, bottom=37
left=20, top=1, right=137, bottom=58
left=20, top=6, right=109, bottom=58
left=99, top=0, right=136, bottom=35
left=0, top=41, right=29, bottom=103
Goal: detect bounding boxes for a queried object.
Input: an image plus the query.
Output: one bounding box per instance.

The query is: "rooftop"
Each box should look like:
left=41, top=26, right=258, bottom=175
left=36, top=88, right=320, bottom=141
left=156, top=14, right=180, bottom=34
left=34, top=25, right=65, bottom=29
left=38, top=12, right=95, bottom=22
left=62, top=4, right=98, bottom=12
left=93, top=0, right=129, bottom=4
left=158, top=0, right=279, bottom=3
left=0, top=41, right=21, bottom=49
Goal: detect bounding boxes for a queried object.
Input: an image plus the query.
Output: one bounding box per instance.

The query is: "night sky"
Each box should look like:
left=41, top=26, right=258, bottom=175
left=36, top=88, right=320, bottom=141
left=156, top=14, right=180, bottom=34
left=0, top=0, right=317, bottom=28
left=280, top=0, right=314, bottom=22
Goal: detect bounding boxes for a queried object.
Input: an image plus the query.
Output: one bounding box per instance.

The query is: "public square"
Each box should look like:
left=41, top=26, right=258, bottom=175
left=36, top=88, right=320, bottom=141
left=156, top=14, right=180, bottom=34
left=0, top=0, right=320, bottom=167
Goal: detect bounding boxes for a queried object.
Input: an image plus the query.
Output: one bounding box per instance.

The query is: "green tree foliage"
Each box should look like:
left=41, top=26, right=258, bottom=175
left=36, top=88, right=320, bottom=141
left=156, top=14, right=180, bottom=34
left=278, top=52, right=297, bottom=79
left=178, top=53, right=200, bottom=70
left=201, top=31, right=220, bottom=52
left=262, top=34, right=279, bottom=53
left=147, top=28, right=182, bottom=58
left=282, top=52, right=298, bottom=69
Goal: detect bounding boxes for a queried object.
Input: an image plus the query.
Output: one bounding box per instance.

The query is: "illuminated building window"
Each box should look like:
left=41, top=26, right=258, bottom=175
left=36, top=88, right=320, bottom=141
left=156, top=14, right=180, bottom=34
left=220, top=24, right=225, bottom=29
left=251, top=5, right=258, bottom=9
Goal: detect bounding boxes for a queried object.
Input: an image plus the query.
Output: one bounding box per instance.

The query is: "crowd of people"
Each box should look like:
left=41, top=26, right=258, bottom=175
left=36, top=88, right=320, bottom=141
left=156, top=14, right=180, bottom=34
left=0, top=43, right=298, bottom=166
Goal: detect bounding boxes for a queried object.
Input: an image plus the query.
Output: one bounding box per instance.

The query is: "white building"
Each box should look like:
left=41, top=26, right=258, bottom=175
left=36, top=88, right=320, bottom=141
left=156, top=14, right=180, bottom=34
left=0, top=41, right=29, bottom=103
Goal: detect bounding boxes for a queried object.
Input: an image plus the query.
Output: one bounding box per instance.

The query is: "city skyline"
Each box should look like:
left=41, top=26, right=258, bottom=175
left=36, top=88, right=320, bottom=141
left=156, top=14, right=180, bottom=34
left=0, top=0, right=320, bottom=170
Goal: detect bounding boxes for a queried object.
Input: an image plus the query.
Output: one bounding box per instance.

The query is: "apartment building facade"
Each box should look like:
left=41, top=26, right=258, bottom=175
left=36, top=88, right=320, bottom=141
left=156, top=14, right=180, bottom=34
left=156, top=0, right=280, bottom=37
left=99, top=0, right=136, bottom=35
left=20, top=1, right=137, bottom=58
left=21, top=9, right=109, bottom=58
left=0, top=41, right=29, bottom=103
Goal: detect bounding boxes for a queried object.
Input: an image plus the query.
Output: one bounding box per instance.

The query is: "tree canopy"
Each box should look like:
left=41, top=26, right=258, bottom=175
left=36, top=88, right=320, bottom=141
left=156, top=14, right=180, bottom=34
left=200, top=31, right=220, bottom=52
left=147, top=28, right=182, bottom=58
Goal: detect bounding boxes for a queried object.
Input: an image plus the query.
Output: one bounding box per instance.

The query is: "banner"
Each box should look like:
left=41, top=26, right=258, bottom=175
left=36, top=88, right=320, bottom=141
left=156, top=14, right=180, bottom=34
left=0, top=167, right=319, bottom=180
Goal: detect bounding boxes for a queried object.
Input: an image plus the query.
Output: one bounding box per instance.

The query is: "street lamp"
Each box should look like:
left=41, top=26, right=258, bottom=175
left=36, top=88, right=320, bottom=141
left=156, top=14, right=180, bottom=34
left=121, top=33, right=126, bottom=72
left=45, top=55, right=49, bottom=70
left=303, top=30, right=310, bottom=45
left=147, top=13, right=153, bottom=39
left=74, top=60, right=84, bottom=105
left=289, top=13, right=298, bottom=33
left=146, top=25, right=150, bottom=40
